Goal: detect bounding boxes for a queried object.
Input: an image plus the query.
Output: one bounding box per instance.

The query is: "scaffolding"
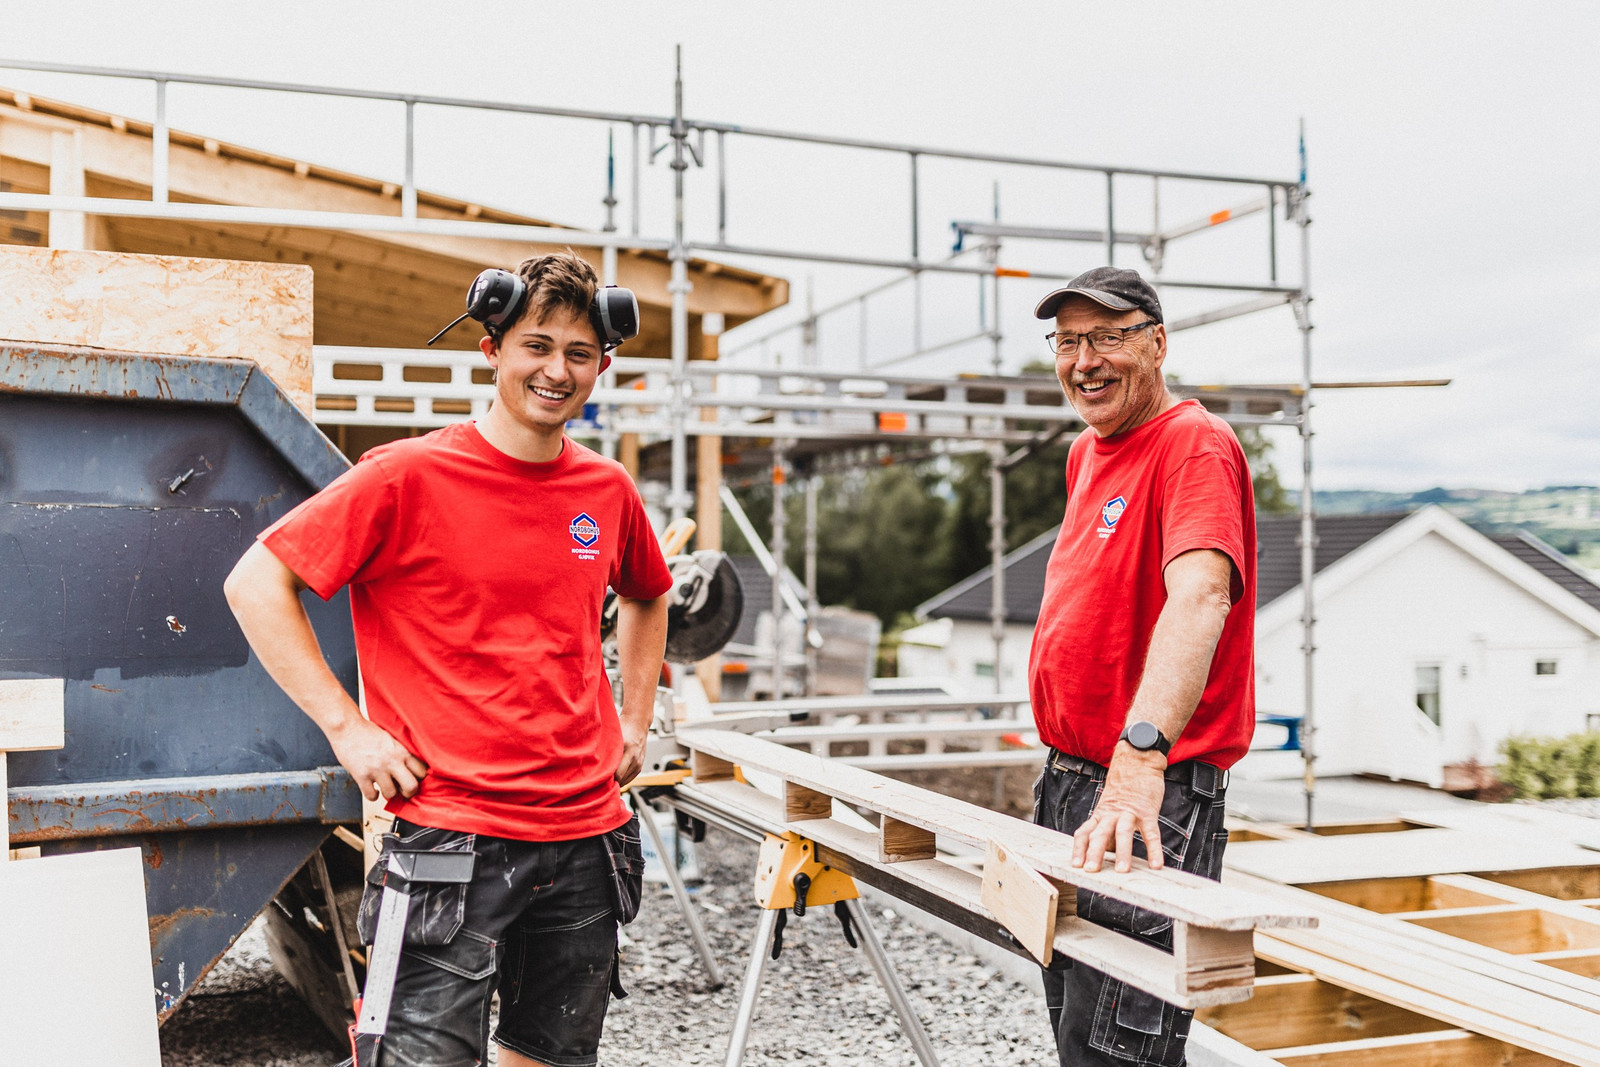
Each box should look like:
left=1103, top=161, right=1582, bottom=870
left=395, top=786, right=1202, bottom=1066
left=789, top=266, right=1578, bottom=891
left=0, top=52, right=1324, bottom=821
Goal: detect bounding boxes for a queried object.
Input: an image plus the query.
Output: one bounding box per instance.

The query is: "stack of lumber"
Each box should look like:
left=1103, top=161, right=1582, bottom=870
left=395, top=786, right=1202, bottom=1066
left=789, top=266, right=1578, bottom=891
left=676, top=728, right=1317, bottom=1011
left=1209, top=822, right=1600, bottom=1065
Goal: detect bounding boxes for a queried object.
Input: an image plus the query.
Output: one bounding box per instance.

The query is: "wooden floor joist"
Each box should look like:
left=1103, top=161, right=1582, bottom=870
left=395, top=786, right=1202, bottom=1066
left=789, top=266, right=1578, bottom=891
left=1212, top=816, right=1600, bottom=1066
left=1197, top=973, right=1454, bottom=1048
left=1262, top=1028, right=1565, bottom=1067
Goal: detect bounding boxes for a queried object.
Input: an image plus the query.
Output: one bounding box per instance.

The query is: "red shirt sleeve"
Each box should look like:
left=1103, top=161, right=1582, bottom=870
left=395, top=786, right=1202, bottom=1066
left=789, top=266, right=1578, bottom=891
left=259, top=452, right=397, bottom=601
left=1159, top=442, right=1250, bottom=603
left=609, top=486, right=674, bottom=600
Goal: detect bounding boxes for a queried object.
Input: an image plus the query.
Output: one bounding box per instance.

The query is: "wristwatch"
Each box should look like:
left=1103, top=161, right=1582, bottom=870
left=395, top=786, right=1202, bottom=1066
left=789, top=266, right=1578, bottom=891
left=1119, top=721, right=1172, bottom=757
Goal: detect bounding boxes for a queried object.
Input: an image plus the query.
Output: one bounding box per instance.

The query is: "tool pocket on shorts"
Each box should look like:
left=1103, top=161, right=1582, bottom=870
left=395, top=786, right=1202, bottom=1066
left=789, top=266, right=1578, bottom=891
left=1089, top=979, right=1192, bottom=1065
left=602, top=815, right=646, bottom=925
left=355, top=825, right=478, bottom=947
left=411, top=927, right=498, bottom=982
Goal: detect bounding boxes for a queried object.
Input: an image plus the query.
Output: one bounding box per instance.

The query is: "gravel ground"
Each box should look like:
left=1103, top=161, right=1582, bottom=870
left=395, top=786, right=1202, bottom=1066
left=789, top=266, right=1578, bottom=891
left=160, top=827, right=1055, bottom=1066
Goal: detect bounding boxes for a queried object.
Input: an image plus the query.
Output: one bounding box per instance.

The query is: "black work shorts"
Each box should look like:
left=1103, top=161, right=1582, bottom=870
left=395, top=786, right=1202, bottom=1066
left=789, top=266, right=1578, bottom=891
left=1034, top=752, right=1230, bottom=1067
left=354, top=815, right=644, bottom=1067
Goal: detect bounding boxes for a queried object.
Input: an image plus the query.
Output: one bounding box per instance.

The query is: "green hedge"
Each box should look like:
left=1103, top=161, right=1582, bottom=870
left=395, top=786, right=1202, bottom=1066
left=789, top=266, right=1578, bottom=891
left=1498, top=732, right=1600, bottom=799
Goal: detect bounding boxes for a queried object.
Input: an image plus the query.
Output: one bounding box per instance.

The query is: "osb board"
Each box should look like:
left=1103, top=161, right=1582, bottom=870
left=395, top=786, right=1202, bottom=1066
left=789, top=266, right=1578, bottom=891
left=1224, top=828, right=1597, bottom=885
left=0, top=246, right=313, bottom=413
left=0, top=847, right=161, bottom=1065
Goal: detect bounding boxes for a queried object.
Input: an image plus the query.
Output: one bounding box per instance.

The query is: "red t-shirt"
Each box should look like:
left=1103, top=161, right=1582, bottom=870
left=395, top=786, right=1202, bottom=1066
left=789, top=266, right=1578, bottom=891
left=1028, top=400, right=1256, bottom=770
left=260, top=422, right=673, bottom=841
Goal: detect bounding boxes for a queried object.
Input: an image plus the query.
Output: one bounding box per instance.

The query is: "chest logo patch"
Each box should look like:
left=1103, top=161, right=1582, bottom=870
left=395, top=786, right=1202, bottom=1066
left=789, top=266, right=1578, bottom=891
left=570, top=513, right=600, bottom=548
left=1099, top=496, right=1127, bottom=538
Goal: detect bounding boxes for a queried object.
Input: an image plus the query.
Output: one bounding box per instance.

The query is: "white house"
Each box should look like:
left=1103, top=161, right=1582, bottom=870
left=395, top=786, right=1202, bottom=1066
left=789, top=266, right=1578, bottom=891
left=904, top=506, right=1600, bottom=787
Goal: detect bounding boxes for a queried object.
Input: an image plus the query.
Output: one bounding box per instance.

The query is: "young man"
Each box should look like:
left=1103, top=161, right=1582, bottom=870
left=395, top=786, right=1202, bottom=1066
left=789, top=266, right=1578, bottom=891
left=1027, top=267, right=1257, bottom=1066
left=225, top=251, right=671, bottom=1067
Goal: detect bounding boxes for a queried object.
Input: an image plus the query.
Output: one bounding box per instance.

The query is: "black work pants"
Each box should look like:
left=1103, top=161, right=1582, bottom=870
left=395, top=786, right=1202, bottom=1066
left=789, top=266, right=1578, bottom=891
left=1034, top=751, right=1230, bottom=1066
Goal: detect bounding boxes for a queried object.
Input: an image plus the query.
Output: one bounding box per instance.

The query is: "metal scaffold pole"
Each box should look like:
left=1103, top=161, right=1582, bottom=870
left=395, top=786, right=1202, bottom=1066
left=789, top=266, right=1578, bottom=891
left=1294, top=124, right=1318, bottom=830
left=988, top=443, right=1007, bottom=695
left=771, top=443, right=789, bottom=699
left=804, top=470, right=820, bottom=696
left=667, top=46, right=693, bottom=523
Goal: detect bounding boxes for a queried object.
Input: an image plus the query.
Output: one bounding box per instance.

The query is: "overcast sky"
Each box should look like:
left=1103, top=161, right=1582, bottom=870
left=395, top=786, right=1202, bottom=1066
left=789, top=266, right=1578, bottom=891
left=5, top=1, right=1597, bottom=492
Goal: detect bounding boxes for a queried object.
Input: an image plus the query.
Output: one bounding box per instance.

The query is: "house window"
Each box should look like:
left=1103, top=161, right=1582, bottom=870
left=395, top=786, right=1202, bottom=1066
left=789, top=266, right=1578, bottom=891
left=1535, top=659, right=1558, bottom=676
left=1415, top=664, right=1441, bottom=726
left=974, top=662, right=995, bottom=678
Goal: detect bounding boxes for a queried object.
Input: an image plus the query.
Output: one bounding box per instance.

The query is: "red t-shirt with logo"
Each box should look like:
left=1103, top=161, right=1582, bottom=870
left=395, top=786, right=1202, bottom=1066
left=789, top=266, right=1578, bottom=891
left=260, top=422, right=673, bottom=841
left=1028, top=400, right=1256, bottom=770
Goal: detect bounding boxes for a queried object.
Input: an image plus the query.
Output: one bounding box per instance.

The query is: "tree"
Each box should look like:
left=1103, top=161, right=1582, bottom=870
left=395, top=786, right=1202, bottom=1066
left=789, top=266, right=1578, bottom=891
left=726, top=460, right=954, bottom=625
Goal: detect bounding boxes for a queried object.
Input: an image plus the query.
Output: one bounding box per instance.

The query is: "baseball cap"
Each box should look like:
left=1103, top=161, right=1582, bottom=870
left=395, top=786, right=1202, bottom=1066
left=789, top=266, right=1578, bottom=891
left=1033, top=266, right=1163, bottom=323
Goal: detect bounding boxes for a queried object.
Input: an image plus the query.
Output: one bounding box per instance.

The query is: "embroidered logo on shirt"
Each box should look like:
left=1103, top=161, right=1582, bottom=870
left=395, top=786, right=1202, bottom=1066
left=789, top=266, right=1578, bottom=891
left=1098, top=496, right=1127, bottom=539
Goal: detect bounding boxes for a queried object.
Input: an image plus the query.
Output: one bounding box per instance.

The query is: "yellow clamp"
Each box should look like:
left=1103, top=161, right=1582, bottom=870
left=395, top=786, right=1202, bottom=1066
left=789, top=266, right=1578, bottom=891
left=752, top=831, right=858, bottom=911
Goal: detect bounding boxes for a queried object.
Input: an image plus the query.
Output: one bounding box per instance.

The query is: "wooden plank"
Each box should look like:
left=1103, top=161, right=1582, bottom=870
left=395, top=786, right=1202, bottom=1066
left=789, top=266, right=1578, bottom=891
left=880, top=817, right=937, bottom=862
left=1265, top=1028, right=1564, bottom=1067
left=681, top=778, right=1256, bottom=1009
left=1404, top=906, right=1600, bottom=955
left=1223, top=828, right=1598, bottom=884
left=1174, top=923, right=1256, bottom=995
left=691, top=749, right=736, bottom=783
left=981, top=839, right=1068, bottom=964
left=0, top=847, right=161, bottom=1064
left=1233, top=871, right=1600, bottom=1017
left=842, top=749, right=1045, bottom=772
left=783, top=781, right=832, bottom=822
left=679, top=728, right=1315, bottom=933
left=1525, top=948, right=1600, bottom=978
left=766, top=720, right=1037, bottom=744
left=1197, top=973, right=1453, bottom=1048
left=0, top=247, right=314, bottom=414
left=1299, top=875, right=1507, bottom=914
left=1477, top=866, right=1600, bottom=901
left=1255, top=936, right=1600, bottom=1065
left=0, top=677, right=65, bottom=751
left=1404, top=804, right=1600, bottom=854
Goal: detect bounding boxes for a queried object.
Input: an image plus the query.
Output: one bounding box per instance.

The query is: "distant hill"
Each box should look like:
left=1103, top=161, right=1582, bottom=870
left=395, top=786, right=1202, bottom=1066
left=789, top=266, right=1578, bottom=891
left=1315, top=486, right=1600, bottom=571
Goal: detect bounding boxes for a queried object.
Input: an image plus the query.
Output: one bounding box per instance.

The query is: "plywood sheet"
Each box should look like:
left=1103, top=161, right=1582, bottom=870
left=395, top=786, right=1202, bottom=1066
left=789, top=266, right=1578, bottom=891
left=0, top=677, right=65, bottom=750
left=0, top=246, right=313, bottom=412
left=1404, top=806, right=1600, bottom=854
left=1224, top=828, right=1597, bottom=884
left=0, top=847, right=160, bottom=1065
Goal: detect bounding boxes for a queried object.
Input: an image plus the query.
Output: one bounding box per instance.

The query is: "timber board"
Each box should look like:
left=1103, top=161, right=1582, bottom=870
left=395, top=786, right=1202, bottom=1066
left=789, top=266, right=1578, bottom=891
left=679, top=728, right=1315, bottom=933
left=680, top=777, right=1258, bottom=1009
left=1223, top=828, right=1597, bottom=884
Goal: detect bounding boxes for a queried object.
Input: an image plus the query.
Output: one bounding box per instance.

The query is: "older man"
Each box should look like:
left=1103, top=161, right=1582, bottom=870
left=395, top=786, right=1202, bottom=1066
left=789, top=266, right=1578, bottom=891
left=1027, top=266, right=1257, bottom=1066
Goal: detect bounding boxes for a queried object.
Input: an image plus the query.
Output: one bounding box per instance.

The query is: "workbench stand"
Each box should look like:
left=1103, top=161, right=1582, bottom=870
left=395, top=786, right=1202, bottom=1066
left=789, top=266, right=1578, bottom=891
left=633, top=793, right=726, bottom=989
left=723, top=896, right=941, bottom=1067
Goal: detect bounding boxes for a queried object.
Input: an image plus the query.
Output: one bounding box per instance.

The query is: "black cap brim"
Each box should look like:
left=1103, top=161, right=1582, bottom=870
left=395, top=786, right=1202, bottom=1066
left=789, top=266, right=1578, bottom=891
left=1033, top=287, right=1139, bottom=320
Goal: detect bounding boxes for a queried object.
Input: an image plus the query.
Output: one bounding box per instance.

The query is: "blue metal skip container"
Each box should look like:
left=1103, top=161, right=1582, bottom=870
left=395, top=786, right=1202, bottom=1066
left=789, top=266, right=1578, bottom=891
left=0, top=344, right=360, bottom=1021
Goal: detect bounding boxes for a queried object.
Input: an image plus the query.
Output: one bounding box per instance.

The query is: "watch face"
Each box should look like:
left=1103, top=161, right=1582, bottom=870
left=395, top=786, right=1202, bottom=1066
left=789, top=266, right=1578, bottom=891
left=1127, top=721, right=1161, bottom=749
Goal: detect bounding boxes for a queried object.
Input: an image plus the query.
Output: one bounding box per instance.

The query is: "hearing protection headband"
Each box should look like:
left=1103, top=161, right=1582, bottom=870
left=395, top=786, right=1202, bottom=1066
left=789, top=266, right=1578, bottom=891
left=426, top=268, right=640, bottom=351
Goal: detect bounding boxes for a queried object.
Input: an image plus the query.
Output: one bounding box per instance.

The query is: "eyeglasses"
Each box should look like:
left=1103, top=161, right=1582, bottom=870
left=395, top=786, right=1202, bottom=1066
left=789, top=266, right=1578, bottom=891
left=1045, top=320, right=1157, bottom=356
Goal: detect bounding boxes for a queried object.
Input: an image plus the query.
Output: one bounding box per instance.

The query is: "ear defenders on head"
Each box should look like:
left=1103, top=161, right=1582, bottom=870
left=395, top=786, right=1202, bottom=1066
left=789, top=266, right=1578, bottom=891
left=427, top=267, right=641, bottom=351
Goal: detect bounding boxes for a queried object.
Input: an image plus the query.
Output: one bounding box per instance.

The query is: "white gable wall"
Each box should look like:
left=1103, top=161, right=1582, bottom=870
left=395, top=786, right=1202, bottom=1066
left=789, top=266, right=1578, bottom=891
left=898, top=619, right=1034, bottom=695
left=1252, top=527, right=1600, bottom=785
